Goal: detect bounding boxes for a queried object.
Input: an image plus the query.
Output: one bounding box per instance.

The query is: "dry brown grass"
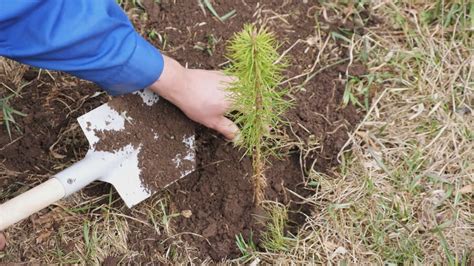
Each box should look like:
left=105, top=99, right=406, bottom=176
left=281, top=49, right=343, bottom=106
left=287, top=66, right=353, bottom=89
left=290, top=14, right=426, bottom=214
left=251, top=0, right=473, bottom=264
left=1, top=0, right=472, bottom=264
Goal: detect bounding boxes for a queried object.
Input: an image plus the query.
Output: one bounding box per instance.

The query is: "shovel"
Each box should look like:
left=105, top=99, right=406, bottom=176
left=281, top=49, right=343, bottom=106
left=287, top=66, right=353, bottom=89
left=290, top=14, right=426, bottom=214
left=0, top=89, right=195, bottom=230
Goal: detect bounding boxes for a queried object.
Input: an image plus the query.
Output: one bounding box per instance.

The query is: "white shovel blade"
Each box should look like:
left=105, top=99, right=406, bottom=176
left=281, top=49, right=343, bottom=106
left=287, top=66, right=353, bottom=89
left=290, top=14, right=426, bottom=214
left=97, top=145, right=151, bottom=208
left=75, top=89, right=195, bottom=208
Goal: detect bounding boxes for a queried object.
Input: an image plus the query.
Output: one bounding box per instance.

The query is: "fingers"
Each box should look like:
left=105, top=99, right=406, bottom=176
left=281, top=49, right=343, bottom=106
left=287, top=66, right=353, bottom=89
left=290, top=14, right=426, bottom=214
left=216, top=73, right=244, bottom=114
left=0, top=232, right=6, bottom=251
left=212, top=116, right=240, bottom=140
left=216, top=71, right=237, bottom=94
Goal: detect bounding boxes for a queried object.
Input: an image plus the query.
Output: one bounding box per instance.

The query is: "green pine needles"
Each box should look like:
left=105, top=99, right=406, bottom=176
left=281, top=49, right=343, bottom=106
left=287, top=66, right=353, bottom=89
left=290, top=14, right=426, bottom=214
left=225, top=24, right=290, bottom=204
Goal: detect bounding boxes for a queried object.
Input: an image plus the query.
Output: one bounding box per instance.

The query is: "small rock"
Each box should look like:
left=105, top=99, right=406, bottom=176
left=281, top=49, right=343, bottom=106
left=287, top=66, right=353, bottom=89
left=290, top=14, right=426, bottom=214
left=181, top=209, right=192, bottom=218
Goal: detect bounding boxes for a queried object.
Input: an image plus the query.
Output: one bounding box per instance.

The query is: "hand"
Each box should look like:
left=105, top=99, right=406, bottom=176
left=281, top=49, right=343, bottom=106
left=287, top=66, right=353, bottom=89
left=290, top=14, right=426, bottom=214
left=0, top=232, right=5, bottom=251
left=150, top=55, right=239, bottom=140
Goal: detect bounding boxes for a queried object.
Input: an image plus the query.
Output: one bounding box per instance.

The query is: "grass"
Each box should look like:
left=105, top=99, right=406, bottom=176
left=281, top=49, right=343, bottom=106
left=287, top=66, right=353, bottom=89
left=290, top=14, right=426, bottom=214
left=0, top=95, right=26, bottom=140
left=237, top=0, right=472, bottom=264
left=200, top=0, right=236, bottom=22
left=260, top=202, right=294, bottom=253
left=235, top=232, right=257, bottom=263
left=193, top=34, right=219, bottom=56
left=235, top=203, right=295, bottom=261
left=257, top=0, right=472, bottom=264
left=1, top=0, right=472, bottom=264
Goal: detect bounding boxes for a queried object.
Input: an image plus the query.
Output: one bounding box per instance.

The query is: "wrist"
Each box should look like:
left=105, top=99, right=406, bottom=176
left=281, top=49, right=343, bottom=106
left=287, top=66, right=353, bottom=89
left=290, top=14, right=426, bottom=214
left=150, top=55, right=187, bottom=102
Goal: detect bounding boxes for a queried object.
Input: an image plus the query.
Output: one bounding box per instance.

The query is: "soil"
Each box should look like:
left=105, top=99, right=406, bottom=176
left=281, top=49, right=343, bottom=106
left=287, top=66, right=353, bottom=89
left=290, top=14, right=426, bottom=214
left=131, top=0, right=363, bottom=261
left=285, top=63, right=365, bottom=172
left=0, top=74, right=107, bottom=181
left=0, top=0, right=367, bottom=263
left=166, top=132, right=307, bottom=260
left=93, top=93, right=195, bottom=193
left=139, top=0, right=366, bottom=176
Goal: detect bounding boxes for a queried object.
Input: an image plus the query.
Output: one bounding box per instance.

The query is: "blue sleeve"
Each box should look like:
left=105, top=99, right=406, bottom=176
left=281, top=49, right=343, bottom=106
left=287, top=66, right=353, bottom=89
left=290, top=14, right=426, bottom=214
left=0, top=1, right=164, bottom=95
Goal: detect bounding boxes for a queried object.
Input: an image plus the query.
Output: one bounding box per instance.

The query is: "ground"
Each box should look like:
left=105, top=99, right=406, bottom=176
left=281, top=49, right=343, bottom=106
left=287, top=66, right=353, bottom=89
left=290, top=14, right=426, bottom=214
left=0, top=0, right=472, bottom=264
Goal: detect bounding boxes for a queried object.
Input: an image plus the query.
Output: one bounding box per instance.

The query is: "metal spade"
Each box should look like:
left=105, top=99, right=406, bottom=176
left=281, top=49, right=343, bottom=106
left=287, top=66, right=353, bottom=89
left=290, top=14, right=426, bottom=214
left=0, top=89, right=195, bottom=230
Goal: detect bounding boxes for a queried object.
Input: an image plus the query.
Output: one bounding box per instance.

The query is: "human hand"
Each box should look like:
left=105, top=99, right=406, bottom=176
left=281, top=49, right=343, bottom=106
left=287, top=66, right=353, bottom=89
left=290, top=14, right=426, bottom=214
left=150, top=55, right=239, bottom=140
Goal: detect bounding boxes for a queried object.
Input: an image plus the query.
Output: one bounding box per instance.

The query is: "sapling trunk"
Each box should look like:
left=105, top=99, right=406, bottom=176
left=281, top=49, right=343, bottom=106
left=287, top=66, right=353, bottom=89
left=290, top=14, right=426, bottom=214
left=225, top=25, right=289, bottom=204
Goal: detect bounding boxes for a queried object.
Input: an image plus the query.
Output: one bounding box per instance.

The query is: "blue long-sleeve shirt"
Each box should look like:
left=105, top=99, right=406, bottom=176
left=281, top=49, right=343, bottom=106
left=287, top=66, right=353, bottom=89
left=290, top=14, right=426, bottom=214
left=0, top=1, right=164, bottom=95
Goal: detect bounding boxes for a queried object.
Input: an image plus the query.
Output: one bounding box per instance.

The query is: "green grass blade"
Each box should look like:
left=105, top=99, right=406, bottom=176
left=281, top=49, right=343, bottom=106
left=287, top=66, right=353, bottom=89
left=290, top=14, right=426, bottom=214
left=220, top=9, right=236, bottom=21
left=202, top=0, right=220, bottom=20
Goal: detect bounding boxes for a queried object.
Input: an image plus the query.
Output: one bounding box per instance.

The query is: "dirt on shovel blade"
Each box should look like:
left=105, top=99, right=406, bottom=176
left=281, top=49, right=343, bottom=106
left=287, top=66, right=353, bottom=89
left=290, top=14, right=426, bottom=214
left=92, top=93, right=195, bottom=193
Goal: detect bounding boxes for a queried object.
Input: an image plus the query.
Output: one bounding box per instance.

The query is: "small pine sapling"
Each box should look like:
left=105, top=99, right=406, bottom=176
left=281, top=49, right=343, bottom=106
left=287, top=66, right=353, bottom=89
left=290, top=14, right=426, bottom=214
left=225, top=25, right=290, bottom=204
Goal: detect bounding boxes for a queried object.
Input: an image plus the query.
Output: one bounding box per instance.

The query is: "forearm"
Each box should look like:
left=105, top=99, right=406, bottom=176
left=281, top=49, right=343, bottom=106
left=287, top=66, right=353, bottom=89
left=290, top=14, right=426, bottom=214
left=0, top=0, right=163, bottom=95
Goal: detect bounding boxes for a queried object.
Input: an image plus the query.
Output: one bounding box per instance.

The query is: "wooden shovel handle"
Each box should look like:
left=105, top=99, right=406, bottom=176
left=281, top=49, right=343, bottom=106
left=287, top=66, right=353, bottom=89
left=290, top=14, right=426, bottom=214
left=0, top=178, right=65, bottom=231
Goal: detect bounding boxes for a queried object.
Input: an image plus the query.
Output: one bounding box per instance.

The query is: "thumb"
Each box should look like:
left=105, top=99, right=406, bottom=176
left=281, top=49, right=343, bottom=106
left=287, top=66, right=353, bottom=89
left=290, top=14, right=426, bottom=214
left=212, top=116, right=240, bottom=140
